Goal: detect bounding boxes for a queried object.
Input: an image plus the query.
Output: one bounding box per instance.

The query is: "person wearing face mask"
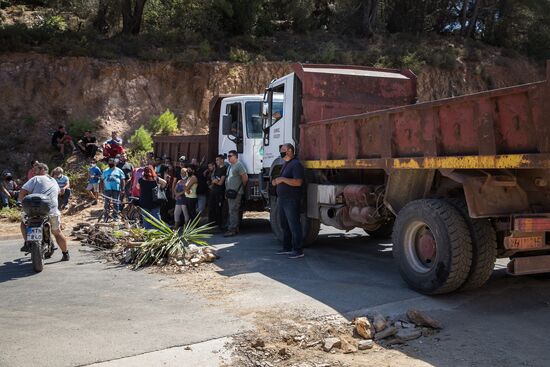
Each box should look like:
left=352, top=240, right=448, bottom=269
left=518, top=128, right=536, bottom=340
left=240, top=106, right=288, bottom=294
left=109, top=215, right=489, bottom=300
left=86, top=159, right=102, bottom=204
left=101, top=157, right=126, bottom=220
left=271, top=143, right=305, bottom=259
left=1, top=172, right=19, bottom=207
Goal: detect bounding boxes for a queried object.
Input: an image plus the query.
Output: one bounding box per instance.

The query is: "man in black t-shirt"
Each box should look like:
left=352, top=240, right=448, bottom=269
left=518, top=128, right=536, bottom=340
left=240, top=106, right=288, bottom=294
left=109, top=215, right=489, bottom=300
left=77, top=130, right=99, bottom=158
left=272, top=143, right=305, bottom=259
left=116, top=153, right=134, bottom=197
left=51, top=125, right=77, bottom=156
left=208, top=154, right=228, bottom=228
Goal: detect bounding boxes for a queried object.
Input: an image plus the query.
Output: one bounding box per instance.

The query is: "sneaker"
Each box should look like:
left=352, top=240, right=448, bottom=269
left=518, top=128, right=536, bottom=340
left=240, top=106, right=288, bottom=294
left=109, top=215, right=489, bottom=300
left=223, top=231, right=237, bottom=237
left=61, top=252, right=70, bottom=261
left=276, top=250, right=293, bottom=255
left=288, top=251, right=304, bottom=259
left=20, top=243, right=30, bottom=253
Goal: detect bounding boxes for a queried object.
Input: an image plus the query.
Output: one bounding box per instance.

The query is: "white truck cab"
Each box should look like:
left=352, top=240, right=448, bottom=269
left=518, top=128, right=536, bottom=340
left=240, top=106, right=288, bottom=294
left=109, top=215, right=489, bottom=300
left=219, top=94, right=283, bottom=207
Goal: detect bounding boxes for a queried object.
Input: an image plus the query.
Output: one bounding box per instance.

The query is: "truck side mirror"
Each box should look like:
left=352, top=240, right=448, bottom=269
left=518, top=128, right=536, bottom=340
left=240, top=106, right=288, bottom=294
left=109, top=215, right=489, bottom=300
left=222, top=114, right=232, bottom=135
left=262, top=102, right=269, bottom=117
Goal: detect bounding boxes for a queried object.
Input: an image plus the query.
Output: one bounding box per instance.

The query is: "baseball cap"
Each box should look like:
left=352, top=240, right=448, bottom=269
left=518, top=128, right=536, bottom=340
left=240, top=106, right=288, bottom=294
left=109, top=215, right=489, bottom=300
left=178, top=155, right=186, bottom=162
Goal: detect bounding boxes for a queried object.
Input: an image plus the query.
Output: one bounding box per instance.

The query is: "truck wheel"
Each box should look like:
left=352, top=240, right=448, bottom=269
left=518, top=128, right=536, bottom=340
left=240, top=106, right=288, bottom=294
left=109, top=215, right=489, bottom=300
left=392, top=199, right=472, bottom=295
left=30, top=242, right=44, bottom=273
left=269, top=195, right=320, bottom=247
left=445, top=198, right=497, bottom=290
left=364, top=219, right=395, bottom=239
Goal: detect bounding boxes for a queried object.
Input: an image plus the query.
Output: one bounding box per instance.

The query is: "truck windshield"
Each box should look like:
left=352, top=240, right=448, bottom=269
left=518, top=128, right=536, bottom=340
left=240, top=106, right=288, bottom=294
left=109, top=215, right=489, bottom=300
left=246, top=101, right=283, bottom=138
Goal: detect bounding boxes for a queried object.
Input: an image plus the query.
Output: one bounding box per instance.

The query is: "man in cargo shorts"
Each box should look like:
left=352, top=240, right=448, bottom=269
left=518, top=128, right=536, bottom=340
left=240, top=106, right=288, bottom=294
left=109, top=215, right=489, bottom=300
left=87, top=159, right=102, bottom=204
left=18, top=162, right=70, bottom=261
left=272, top=143, right=305, bottom=259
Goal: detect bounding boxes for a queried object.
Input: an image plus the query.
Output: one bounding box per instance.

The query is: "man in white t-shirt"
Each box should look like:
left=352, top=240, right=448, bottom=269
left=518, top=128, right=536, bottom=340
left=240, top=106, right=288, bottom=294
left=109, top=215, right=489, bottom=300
left=18, top=163, right=70, bottom=261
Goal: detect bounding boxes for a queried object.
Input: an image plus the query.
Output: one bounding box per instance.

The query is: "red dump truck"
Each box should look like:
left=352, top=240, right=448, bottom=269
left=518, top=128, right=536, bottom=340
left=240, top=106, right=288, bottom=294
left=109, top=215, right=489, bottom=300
left=262, top=62, right=550, bottom=294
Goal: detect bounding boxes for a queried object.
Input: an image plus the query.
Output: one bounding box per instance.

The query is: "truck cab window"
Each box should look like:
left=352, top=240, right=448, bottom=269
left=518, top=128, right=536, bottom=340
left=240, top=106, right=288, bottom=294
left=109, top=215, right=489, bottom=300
left=270, top=84, right=285, bottom=124
left=226, top=102, right=242, bottom=136
left=246, top=101, right=283, bottom=139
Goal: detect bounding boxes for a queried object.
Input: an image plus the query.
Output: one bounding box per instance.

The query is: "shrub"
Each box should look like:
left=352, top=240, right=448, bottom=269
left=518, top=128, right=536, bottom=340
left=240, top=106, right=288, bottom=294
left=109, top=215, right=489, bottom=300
left=129, top=126, right=153, bottom=152
left=127, top=149, right=149, bottom=168
left=67, top=118, right=101, bottom=139
left=149, top=109, right=178, bottom=135
left=229, top=47, right=252, bottom=63
left=401, top=53, right=425, bottom=74
left=40, top=15, right=68, bottom=33
left=65, top=166, right=89, bottom=194
left=132, top=210, right=213, bottom=269
left=0, top=207, right=21, bottom=223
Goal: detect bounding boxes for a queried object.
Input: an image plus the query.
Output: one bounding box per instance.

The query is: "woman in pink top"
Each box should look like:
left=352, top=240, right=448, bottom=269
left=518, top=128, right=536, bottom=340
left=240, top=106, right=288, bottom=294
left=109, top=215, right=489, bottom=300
left=26, top=160, right=38, bottom=181
left=131, top=165, right=145, bottom=198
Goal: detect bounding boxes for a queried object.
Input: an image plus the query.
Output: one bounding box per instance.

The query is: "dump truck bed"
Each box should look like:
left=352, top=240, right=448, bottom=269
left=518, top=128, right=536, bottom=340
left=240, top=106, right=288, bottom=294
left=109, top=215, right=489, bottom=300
left=300, top=63, right=550, bottom=170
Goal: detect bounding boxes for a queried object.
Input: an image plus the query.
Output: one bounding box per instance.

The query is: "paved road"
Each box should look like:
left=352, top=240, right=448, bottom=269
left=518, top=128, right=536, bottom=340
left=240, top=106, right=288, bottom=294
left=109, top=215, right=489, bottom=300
left=1, top=218, right=550, bottom=366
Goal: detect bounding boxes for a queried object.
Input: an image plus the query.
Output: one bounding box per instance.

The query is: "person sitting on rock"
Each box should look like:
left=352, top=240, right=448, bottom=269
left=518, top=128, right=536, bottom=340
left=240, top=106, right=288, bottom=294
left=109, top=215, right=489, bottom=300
left=26, top=160, right=39, bottom=181
left=1, top=171, right=19, bottom=207
left=102, top=131, right=125, bottom=160
left=51, top=167, right=72, bottom=211
left=77, top=130, right=99, bottom=158
left=51, top=125, right=77, bottom=156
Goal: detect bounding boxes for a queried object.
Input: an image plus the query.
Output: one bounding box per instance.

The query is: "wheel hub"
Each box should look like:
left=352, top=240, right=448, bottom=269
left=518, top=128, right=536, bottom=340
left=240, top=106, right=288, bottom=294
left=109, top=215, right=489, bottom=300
left=416, top=229, right=436, bottom=265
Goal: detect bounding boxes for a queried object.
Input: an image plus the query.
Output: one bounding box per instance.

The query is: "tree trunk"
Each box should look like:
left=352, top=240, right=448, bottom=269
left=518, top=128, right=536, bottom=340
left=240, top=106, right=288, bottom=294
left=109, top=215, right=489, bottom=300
left=361, top=0, right=379, bottom=37
left=465, top=0, right=481, bottom=38
left=460, top=0, right=469, bottom=35
left=93, top=0, right=110, bottom=34
left=121, top=0, right=147, bottom=35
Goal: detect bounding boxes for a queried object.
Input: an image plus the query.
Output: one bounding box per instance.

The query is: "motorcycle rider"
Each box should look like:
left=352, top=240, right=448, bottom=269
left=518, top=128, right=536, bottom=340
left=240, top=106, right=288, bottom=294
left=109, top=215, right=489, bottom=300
left=18, top=162, right=69, bottom=261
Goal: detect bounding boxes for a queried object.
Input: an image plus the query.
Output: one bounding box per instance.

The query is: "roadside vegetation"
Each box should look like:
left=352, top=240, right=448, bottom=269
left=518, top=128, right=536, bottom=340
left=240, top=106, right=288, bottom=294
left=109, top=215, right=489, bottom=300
left=0, top=206, right=20, bottom=222
left=0, top=1, right=548, bottom=69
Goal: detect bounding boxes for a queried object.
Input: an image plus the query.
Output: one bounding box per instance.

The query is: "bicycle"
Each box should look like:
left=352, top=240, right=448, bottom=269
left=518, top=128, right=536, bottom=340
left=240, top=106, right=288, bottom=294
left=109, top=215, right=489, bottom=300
left=97, top=193, right=142, bottom=227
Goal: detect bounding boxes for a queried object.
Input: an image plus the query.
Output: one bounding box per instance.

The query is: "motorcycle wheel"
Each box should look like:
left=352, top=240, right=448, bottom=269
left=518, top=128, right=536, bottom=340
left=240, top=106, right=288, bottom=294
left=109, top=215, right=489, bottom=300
left=30, top=241, right=44, bottom=273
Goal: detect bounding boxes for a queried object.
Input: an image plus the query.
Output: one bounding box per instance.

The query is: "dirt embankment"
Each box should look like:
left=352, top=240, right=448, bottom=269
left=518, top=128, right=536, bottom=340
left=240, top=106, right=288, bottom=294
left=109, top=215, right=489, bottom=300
left=0, top=52, right=544, bottom=174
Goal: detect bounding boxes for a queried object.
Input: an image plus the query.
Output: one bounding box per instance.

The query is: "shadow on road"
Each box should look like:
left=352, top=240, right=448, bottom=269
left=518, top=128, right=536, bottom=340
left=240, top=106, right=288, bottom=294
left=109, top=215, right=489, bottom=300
left=0, top=257, right=38, bottom=283
left=209, top=216, right=550, bottom=367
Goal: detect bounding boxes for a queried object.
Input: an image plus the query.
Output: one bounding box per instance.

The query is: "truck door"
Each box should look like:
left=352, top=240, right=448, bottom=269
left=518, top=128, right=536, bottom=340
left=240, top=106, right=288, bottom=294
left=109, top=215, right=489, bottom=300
left=219, top=101, right=244, bottom=157
left=244, top=101, right=264, bottom=174
left=262, top=74, right=294, bottom=170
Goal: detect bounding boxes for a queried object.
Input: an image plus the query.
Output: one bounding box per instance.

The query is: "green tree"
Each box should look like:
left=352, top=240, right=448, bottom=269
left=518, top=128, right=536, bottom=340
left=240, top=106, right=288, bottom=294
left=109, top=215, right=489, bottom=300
left=149, top=109, right=178, bottom=135
left=129, top=125, right=153, bottom=151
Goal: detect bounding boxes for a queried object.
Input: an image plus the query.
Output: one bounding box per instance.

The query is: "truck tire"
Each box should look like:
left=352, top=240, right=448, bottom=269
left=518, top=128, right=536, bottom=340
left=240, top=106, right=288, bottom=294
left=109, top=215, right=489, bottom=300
left=445, top=198, right=497, bottom=290
left=392, top=199, right=472, bottom=295
left=364, top=219, right=395, bottom=239
left=269, top=195, right=320, bottom=247
left=30, top=242, right=44, bottom=273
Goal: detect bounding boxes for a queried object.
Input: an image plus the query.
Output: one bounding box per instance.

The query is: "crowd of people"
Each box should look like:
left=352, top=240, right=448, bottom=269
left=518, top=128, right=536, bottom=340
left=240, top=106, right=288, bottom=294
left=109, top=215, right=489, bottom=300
left=3, top=123, right=307, bottom=261
left=84, top=149, right=250, bottom=237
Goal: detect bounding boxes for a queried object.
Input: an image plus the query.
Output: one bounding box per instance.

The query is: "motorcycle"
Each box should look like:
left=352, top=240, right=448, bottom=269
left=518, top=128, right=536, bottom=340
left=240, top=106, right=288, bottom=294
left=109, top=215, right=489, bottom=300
left=21, top=194, right=56, bottom=272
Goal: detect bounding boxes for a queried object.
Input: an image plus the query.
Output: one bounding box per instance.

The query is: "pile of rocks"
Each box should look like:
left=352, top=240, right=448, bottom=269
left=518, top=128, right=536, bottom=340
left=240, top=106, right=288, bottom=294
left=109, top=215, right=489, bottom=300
left=72, top=222, right=220, bottom=270
left=131, top=244, right=219, bottom=271
left=231, top=309, right=442, bottom=366
left=320, top=308, right=443, bottom=354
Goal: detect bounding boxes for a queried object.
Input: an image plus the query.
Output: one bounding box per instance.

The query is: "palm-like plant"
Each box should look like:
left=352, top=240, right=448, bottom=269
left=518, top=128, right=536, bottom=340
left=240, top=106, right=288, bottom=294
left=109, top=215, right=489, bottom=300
left=132, top=209, right=215, bottom=269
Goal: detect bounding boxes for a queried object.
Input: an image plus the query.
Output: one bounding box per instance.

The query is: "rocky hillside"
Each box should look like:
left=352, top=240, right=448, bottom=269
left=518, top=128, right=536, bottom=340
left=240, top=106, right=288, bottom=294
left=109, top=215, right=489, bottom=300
left=0, top=52, right=545, bottom=174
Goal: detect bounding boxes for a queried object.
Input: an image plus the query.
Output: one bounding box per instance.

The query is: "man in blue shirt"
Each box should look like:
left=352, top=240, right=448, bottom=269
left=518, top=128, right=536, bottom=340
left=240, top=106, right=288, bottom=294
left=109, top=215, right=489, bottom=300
left=271, top=143, right=305, bottom=259
left=87, top=159, right=102, bottom=204
left=101, top=157, right=126, bottom=220
left=51, top=166, right=71, bottom=210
